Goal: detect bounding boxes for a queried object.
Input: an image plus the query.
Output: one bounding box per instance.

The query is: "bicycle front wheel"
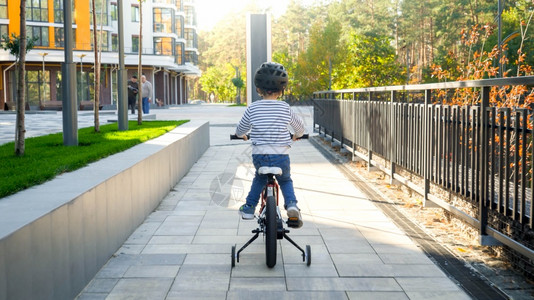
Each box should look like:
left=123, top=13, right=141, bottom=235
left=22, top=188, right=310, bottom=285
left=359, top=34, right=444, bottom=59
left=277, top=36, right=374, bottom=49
left=265, top=195, right=277, bottom=268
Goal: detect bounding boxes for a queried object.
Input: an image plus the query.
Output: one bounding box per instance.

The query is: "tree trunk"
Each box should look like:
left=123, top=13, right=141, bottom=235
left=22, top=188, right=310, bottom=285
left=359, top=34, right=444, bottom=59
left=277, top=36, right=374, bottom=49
left=137, top=0, right=143, bottom=125
left=92, top=0, right=100, bottom=132
left=15, top=0, right=27, bottom=156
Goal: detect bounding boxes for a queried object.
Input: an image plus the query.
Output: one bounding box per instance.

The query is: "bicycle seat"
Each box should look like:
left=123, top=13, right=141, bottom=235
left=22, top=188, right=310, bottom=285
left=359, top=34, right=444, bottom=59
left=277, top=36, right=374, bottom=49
left=258, top=167, right=283, bottom=176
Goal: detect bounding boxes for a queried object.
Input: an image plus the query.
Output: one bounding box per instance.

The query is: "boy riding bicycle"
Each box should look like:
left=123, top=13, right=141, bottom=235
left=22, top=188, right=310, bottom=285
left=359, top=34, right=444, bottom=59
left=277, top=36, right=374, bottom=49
left=235, top=62, right=305, bottom=228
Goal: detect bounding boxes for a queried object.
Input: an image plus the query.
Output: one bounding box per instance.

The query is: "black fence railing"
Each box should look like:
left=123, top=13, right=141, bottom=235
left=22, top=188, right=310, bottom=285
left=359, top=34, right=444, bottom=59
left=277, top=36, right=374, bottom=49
left=313, top=76, right=534, bottom=262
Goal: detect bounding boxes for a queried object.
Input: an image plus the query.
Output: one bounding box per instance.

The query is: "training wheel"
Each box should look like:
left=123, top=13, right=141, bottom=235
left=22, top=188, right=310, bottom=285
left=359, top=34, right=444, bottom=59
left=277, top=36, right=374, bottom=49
left=231, top=245, right=236, bottom=267
left=306, top=245, right=311, bottom=266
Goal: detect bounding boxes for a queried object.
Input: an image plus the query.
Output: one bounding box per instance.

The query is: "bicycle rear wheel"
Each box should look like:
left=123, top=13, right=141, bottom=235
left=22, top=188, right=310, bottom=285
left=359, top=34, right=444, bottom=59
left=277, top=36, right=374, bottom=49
left=265, top=195, right=277, bottom=268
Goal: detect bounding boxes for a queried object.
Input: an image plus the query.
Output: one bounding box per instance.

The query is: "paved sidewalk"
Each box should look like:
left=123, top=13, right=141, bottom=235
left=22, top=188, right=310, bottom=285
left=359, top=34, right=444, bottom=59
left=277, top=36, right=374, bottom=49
left=76, top=110, right=471, bottom=299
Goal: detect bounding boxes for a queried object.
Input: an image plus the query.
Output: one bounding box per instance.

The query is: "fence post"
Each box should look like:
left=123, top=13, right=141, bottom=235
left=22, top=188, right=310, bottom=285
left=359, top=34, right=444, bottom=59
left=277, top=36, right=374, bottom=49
left=352, top=92, right=358, bottom=162
left=480, top=86, right=499, bottom=245
left=331, top=92, right=335, bottom=143
left=390, top=91, right=399, bottom=184
left=341, top=93, right=344, bottom=149
left=313, top=93, right=319, bottom=136
left=368, top=91, right=377, bottom=171
left=423, top=89, right=437, bottom=207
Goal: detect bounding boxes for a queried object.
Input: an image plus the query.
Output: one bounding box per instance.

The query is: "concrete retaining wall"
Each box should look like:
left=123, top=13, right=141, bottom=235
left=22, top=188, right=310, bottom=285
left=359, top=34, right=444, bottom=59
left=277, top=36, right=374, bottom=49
left=0, top=120, right=210, bottom=300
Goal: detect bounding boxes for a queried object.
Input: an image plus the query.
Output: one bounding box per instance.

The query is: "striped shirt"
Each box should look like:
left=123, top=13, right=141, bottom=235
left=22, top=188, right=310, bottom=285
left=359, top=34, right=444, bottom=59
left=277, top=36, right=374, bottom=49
left=236, top=100, right=305, bottom=154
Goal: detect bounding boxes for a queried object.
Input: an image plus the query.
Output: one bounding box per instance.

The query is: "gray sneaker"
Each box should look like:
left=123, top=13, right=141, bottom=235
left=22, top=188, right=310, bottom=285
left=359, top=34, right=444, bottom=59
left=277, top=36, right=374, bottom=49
left=239, top=204, right=255, bottom=220
left=286, top=203, right=303, bottom=228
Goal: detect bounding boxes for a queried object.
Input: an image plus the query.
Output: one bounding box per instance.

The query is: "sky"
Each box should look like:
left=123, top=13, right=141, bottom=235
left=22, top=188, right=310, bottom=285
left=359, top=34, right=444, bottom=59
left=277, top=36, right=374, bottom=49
left=195, top=0, right=314, bottom=32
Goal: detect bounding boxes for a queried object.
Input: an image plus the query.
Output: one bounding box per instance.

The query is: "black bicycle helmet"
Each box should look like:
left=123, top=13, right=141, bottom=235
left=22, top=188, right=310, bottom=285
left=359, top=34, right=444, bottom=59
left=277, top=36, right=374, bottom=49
left=254, top=62, right=288, bottom=92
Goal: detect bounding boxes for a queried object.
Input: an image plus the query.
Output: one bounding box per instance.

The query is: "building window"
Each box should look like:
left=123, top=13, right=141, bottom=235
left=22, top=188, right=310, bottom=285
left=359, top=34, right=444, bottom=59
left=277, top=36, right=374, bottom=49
left=185, top=28, right=196, bottom=48
left=154, top=37, right=173, bottom=55
left=26, top=70, right=50, bottom=105
left=111, top=2, right=118, bottom=21
left=176, top=0, right=182, bottom=11
left=0, top=0, right=7, bottom=19
left=54, top=28, right=76, bottom=47
left=78, top=71, right=94, bottom=102
left=175, top=42, right=183, bottom=65
left=153, top=0, right=174, bottom=4
left=55, top=70, right=63, bottom=101
left=54, top=0, right=63, bottom=23
left=27, top=0, right=49, bottom=22
left=112, top=34, right=118, bottom=51
left=175, top=16, right=183, bottom=38
left=90, top=0, right=109, bottom=26
left=184, top=6, right=195, bottom=27
left=131, top=5, right=139, bottom=22
left=54, top=0, right=75, bottom=24
left=27, top=26, right=49, bottom=46
left=153, top=8, right=173, bottom=34
left=91, top=30, right=109, bottom=51
left=185, top=51, right=197, bottom=65
left=0, top=24, right=7, bottom=38
left=131, top=35, right=139, bottom=53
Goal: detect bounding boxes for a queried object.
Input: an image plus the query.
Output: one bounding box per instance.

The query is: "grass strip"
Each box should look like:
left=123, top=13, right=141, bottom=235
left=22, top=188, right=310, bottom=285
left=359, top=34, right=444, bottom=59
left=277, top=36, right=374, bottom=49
left=0, top=120, right=188, bottom=198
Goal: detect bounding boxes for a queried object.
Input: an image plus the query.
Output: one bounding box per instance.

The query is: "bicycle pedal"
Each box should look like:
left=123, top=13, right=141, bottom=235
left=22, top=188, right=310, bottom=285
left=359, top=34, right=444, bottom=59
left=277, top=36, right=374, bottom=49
left=287, top=219, right=300, bottom=228
left=287, top=216, right=303, bottom=228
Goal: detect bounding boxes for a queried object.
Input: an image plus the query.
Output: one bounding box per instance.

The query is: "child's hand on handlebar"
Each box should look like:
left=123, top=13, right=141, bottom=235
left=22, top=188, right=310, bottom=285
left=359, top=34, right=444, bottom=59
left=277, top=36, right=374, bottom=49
left=291, top=133, right=309, bottom=141
left=241, top=134, right=248, bottom=141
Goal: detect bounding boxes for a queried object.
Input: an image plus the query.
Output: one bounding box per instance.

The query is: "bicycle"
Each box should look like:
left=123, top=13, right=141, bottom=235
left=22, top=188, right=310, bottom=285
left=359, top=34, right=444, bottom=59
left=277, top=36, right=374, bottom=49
left=229, top=133, right=311, bottom=268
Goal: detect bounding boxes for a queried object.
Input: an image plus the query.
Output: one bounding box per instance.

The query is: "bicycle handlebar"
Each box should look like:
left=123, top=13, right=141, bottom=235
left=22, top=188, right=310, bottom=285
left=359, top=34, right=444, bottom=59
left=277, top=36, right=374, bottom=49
left=230, top=134, right=309, bottom=140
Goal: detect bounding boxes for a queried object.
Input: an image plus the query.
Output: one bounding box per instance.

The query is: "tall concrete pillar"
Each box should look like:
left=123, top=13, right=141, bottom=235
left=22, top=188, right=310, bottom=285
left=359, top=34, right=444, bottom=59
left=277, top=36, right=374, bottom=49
left=246, top=13, right=271, bottom=104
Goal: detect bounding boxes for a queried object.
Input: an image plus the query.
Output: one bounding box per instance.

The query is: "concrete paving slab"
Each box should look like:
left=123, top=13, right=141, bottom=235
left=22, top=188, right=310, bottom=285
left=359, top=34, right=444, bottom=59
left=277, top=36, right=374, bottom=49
left=170, top=265, right=230, bottom=291
left=76, top=293, right=108, bottom=300
left=395, top=277, right=464, bottom=292
left=229, top=277, right=286, bottom=291
left=123, top=265, right=180, bottom=278
left=227, top=291, right=349, bottom=300
left=106, top=278, right=173, bottom=300
left=347, top=291, right=409, bottom=300
left=82, top=278, right=119, bottom=293
left=405, top=291, right=473, bottom=300
left=166, top=290, right=228, bottom=300
left=286, top=277, right=403, bottom=291
left=284, top=263, right=339, bottom=277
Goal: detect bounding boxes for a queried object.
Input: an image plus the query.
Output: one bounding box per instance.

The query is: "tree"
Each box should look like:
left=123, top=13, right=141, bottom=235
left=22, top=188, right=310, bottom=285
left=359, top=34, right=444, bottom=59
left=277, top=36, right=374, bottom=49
left=231, top=70, right=244, bottom=105
left=293, top=18, right=343, bottom=97
left=91, top=0, right=102, bottom=132
left=335, top=32, right=404, bottom=88
left=137, top=0, right=145, bottom=124
left=0, top=1, right=37, bottom=156
left=199, top=64, right=237, bottom=101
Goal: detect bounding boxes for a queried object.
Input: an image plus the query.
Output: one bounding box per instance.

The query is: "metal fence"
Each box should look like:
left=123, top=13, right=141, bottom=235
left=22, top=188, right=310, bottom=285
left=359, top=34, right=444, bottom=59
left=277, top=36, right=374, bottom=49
left=313, top=76, right=534, bottom=261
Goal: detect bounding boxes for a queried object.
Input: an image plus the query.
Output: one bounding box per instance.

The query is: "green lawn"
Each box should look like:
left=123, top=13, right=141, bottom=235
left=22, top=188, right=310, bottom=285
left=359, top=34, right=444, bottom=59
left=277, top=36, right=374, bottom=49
left=0, top=120, right=188, bottom=198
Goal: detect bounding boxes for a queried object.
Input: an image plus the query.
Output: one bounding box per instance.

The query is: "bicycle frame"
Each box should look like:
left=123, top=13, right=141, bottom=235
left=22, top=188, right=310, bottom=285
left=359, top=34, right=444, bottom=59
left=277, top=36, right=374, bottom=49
left=259, top=175, right=280, bottom=217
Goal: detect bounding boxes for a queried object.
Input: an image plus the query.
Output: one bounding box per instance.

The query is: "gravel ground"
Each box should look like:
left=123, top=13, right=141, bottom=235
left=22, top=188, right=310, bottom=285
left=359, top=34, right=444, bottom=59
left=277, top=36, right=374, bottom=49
left=314, top=136, right=534, bottom=300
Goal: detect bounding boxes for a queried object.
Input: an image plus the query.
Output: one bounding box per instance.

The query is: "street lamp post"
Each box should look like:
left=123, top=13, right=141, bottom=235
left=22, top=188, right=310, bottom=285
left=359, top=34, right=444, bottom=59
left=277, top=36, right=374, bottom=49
left=39, top=53, right=49, bottom=102
left=77, top=54, right=87, bottom=101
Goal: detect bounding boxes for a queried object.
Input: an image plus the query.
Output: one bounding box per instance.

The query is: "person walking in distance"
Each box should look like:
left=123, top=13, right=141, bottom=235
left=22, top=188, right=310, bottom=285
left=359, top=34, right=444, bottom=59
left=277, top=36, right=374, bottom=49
left=127, top=75, right=138, bottom=114
left=141, top=75, right=153, bottom=114
left=235, top=62, right=306, bottom=228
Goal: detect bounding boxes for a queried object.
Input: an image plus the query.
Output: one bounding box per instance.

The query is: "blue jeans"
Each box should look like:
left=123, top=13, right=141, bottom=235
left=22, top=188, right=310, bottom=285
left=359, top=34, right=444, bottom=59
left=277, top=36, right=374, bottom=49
left=245, top=154, right=297, bottom=208
left=142, top=97, right=150, bottom=114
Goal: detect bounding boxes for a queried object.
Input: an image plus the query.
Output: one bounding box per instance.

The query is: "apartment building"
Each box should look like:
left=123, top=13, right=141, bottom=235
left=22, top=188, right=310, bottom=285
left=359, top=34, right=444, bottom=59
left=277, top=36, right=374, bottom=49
left=0, top=0, right=200, bottom=110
